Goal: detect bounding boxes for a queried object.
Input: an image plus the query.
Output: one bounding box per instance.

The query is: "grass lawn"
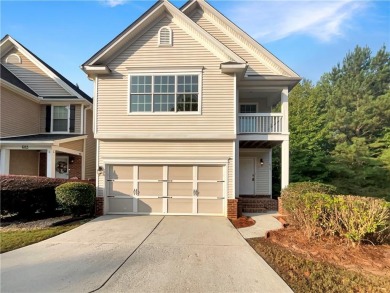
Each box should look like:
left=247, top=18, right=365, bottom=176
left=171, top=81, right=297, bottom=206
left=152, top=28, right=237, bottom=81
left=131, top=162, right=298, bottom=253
left=1, top=222, right=85, bottom=254
left=248, top=237, right=390, bottom=293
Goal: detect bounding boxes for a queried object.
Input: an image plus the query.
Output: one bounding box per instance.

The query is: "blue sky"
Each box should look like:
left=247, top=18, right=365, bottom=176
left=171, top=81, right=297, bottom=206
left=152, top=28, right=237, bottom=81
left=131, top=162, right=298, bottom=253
left=1, top=0, right=389, bottom=97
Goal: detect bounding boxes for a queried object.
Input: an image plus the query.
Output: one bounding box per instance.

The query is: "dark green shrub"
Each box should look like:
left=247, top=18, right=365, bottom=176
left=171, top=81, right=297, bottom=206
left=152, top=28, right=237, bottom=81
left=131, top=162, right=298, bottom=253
left=55, top=182, right=95, bottom=216
left=282, top=182, right=338, bottom=198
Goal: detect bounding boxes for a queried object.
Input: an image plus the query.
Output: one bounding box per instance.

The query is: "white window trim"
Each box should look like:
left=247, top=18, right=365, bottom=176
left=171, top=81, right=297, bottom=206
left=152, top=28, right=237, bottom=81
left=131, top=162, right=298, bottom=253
left=158, top=26, right=172, bottom=47
left=5, top=53, right=21, bottom=64
left=51, top=105, right=70, bottom=133
left=127, top=71, right=202, bottom=116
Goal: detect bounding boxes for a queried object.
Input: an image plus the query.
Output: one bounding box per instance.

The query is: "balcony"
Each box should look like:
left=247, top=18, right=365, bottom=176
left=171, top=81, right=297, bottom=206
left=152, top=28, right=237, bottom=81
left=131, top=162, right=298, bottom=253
left=238, top=113, right=284, bottom=134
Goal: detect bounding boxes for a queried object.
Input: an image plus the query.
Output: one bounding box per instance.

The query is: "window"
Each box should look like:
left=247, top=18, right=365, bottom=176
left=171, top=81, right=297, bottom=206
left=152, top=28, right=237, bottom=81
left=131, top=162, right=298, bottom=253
left=52, top=106, right=69, bottom=132
left=240, top=104, right=257, bottom=113
left=130, top=74, right=199, bottom=113
left=158, top=26, right=172, bottom=46
left=5, top=53, right=21, bottom=64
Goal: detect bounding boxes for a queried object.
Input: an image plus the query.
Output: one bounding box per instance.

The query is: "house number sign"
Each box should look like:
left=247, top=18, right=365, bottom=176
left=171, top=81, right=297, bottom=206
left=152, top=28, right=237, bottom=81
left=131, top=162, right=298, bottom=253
left=21, top=145, right=29, bottom=149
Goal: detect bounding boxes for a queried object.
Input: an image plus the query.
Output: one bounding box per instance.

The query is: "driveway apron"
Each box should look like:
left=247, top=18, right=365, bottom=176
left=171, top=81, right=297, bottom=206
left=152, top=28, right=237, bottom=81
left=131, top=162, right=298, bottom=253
left=1, top=215, right=292, bottom=293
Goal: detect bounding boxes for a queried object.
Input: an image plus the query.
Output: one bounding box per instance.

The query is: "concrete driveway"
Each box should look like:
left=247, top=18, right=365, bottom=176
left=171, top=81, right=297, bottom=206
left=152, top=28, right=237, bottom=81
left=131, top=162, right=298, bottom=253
left=1, top=215, right=292, bottom=293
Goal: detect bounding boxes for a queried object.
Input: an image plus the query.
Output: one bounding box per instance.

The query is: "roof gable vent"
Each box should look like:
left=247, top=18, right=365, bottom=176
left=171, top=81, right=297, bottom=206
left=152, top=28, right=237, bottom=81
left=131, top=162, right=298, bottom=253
left=158, top=26, right=172, bottom=46
left=6, top=53, right=21, bottom=64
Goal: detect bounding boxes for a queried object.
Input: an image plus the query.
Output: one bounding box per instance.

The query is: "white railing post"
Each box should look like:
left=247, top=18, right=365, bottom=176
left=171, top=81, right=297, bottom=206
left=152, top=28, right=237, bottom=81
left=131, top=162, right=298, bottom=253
left=238, top=113, right=284, bottom=134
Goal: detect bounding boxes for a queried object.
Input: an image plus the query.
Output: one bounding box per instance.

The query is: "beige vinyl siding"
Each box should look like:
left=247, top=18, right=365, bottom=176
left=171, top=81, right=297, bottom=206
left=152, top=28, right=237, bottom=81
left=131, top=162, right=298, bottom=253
left=240, top=150, right=271, bottom=195
left=0, top=86, right=40, bottom=137
left=2, top=49, right=71, bottom=97
left=97, top=16, right=235, bottom=136
left=59, top=139, right=84, bottom=152
left=9, top=150, right=39, bottom=176
left=190, top=10, right=275, bottom=76
left=97, top=140, right=234, bottom=198
left=40, top=104, right=82, bottom=133
left=85, top=109, right=96, bottom=179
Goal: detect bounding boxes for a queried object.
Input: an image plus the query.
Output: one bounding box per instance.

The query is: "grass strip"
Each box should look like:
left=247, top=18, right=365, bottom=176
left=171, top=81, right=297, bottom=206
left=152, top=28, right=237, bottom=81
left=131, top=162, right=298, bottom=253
left=247, top=237, right=390, bottom=293
left=1, top=223, right=82, bottom=253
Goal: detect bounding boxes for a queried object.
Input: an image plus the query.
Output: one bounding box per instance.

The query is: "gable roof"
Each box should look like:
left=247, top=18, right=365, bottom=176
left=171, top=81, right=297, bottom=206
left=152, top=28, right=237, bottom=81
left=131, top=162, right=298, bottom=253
left=181, top=0, right=300, bottom=78
left=82, top=0, right=245, bottom=70
left=0, top=64, right=38, bottom=96
left=0, top=35, right=92, bottom=103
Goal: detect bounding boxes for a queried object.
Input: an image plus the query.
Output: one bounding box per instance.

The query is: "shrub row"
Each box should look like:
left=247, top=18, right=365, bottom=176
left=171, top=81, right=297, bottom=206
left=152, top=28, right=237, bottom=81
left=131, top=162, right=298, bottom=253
left=0, top=175, right=94, bottom=217
left=56, top=182, right=95, bottom=216
left=281, top=182, right=390, bottom=244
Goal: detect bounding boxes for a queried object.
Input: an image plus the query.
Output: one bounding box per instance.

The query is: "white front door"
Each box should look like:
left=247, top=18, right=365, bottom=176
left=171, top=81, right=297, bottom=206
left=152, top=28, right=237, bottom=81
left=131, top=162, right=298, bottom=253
left=55, top=156, right=69, bottom=179
left=239, top=158, right=255, bottom=195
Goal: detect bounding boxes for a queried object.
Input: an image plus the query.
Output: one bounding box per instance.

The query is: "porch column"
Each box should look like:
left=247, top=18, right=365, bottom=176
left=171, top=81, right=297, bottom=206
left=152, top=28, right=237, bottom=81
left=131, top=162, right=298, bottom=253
left=281, top=88, right=289, bottom=134
left=46, top=149, right=56, bottom=178
left=0, top=149, right=10, bottom=174
left=235, top=140, right=240, bottom=197
left=281, top=139, right=289, bottom=189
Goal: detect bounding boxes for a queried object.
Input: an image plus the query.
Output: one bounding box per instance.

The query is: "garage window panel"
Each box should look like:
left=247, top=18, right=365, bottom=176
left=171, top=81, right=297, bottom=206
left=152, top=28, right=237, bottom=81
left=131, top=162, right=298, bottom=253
left=168, top=182, right=193, bottom=197
left=198, top=166, right=223, bottom=181
left=138, top=182, right=163, bottom=196
left=168, top=166, right=193, bottom=181
left=110, top=165, right=134, bottom=180
left=108, top=181, right=134, bottom=197
left=138, top=165, right=163, bottom=180
left=197, top=182, right=223, bottom=197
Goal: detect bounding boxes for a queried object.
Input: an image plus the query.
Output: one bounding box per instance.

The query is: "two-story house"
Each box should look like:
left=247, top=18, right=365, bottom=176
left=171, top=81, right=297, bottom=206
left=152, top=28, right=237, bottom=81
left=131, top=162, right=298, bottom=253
left=82, top=0, right=300, bottom=217
left=0, top=35, right=95, bottom=180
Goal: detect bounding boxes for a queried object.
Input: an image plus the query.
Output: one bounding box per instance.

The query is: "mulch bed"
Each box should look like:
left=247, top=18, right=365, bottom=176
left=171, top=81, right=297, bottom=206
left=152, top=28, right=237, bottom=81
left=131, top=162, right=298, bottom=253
left=230, top=216, right=256, bottom=228
left=265, top=226, right=390, bottom=277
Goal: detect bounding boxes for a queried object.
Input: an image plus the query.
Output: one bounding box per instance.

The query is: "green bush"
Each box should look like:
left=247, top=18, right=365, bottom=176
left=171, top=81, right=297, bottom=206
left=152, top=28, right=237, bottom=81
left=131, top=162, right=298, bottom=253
left=55, top=182, right=95, bottom=216
left=281, top=183, right=390, bottom=244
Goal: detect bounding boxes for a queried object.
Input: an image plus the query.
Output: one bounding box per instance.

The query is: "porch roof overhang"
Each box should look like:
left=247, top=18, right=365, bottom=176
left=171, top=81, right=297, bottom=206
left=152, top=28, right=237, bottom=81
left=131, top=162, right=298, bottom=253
left=0, top=134, right=87, bottom=148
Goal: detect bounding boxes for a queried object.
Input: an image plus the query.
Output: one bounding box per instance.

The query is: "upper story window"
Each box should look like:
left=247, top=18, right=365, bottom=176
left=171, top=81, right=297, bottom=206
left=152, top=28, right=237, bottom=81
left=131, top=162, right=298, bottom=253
left=129, top=74, right=200, bottom=113
left=158, top=26, right=172, bottom=46
left=52, top=106, right=69, bottom=132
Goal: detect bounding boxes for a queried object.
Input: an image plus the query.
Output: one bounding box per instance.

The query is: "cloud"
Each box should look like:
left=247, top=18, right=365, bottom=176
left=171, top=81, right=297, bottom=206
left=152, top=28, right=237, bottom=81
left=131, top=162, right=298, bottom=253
left=224, top=0, right=368, bottom=43
left=100, top=0, right=129, bottom=8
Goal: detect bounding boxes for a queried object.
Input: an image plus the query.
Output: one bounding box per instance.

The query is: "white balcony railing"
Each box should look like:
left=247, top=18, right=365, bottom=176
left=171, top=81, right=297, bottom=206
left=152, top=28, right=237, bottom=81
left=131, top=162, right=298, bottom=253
left=239, top=113, right=283, bottom=134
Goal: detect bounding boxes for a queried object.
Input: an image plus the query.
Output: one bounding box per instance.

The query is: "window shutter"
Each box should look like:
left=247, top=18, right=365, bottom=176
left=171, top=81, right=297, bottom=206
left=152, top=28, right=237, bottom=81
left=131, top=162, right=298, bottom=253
left=69, top=105, right=76, bottom=133
left=45, top=106, right=51, bottom=132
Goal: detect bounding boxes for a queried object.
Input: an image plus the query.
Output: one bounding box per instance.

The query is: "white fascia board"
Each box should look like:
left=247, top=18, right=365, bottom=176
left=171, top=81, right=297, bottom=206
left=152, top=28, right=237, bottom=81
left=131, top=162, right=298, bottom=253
left=40, top=99, right=88, bottom=105
left=220, top=63, right=247, bottom=74
left=127, top=66, right=204, bottom=73
left=0, top=80, right=41, bottom=103
left=82, top=65, right=111, bottom=75
left=0, top=141, right=54, bottom=147
left=94, top=133, right=236, bottom=140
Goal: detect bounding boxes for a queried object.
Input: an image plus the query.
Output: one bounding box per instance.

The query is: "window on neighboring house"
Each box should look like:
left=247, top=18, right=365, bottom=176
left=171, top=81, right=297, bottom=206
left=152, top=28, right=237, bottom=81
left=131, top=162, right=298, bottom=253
left=158, top=26, right=172, bottom=46
left=52, top=106, right=69, bottom=132
left=130, top=74, right=199, bottom=113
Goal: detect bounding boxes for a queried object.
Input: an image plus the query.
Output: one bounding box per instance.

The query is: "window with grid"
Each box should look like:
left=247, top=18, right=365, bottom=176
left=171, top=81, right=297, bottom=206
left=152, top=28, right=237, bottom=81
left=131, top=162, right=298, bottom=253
left=240, top=104, right=257, bottom=113
left=129, top=74, right=199, bottom=113
left=53, top=106, right=69, bottom=132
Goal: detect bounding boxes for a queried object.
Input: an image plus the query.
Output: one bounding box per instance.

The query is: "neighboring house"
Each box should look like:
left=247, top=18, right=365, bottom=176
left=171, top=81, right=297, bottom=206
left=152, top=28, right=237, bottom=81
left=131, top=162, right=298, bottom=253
left=0, top=35, right=96, bottom=180
left=82, top=0, right=300, bottom=217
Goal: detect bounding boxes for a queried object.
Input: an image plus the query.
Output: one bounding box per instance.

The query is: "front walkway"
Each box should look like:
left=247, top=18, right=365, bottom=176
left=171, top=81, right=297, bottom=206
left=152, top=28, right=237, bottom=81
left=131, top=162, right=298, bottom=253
left=1, top=215, right=292, bottom=293
left=238, top=212, right=283, bottom=239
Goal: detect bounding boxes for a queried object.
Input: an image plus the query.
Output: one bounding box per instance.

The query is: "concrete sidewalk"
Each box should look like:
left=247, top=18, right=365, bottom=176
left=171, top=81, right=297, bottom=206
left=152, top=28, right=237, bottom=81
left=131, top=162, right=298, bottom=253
left=238, top=212, right=283, bottom=239
left=1, top=215, right=292, bottom=293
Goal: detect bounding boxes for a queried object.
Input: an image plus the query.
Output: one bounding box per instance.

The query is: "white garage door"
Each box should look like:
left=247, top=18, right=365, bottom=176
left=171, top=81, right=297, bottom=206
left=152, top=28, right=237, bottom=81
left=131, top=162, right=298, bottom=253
left=106, top=164, right=226, bottom=215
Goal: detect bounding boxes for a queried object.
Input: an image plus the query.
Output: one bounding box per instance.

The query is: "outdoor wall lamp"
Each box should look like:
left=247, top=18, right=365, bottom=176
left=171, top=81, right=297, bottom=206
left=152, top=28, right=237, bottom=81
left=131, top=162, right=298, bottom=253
left=97, top=166, right=104, bottom=175
left=69, top=156, right=75, bottom=164
left=260, top=158, right=264, bottom=166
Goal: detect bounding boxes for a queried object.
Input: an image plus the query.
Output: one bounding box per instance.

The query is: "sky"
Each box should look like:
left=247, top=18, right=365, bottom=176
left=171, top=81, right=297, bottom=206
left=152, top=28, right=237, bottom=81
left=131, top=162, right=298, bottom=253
left=1, top=0, right=389, bottom=97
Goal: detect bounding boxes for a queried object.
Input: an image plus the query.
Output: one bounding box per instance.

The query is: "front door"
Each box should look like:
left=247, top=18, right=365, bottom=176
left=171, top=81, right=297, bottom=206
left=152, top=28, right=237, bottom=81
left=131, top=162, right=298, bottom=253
left=55, top=156, right=69, bottom=179
left=239, top=158, right=255, bottom=195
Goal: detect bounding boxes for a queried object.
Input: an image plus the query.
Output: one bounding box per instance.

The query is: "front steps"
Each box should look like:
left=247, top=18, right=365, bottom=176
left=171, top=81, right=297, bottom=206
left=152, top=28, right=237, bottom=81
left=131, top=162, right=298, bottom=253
left=238, top=197, right=278, bottom=214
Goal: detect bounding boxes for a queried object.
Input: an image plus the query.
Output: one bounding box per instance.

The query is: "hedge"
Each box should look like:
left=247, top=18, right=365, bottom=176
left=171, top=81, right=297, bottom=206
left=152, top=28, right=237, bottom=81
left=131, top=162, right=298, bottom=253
left=281, top=182, right=390, bottom=244
left=0, top=175, right=94, bottom=217
left=56, top=182, right=95, bottom=216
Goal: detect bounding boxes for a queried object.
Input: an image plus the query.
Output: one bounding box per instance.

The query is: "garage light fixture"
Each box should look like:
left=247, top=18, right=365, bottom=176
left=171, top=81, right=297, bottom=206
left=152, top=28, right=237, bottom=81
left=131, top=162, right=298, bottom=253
left=260, top=158, right=264, bottom=166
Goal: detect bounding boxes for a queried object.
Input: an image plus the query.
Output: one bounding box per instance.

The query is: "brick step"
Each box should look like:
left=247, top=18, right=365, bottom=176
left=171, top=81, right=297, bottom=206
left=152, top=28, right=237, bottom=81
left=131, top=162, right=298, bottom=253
left=242, top=208, right=268, bottom=213
left=240, top=203, right=268, bottom=208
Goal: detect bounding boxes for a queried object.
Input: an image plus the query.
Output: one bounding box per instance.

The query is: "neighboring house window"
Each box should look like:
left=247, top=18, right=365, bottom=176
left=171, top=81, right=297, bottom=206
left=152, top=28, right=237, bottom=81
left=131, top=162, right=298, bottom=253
left=5, top=53, right=21, bottom=64
left=158, top=26, right=172, bottom=46
left=130, top=74, right=199, bottom=113
left=52, top=106, right=69, bottom=132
